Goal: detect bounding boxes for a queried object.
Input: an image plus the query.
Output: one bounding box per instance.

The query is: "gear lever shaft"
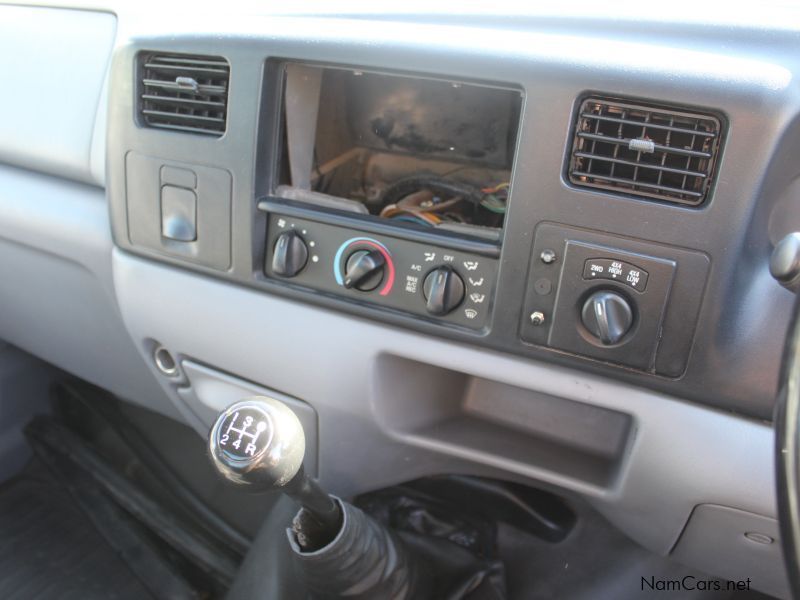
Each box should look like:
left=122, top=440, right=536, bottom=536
left=208, top=397, right=342, bottom=547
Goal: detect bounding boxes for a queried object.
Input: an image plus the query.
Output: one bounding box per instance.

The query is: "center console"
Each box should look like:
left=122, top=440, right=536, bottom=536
left=125, top=55, right=712, bottom=374
left=106, top=29, right=788, bottom=420
left=256, top=62, right=516, bottom=332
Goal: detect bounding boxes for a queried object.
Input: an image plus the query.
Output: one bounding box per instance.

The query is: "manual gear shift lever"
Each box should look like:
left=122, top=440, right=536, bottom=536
left=208, top=397, right=342, bottom=549
left=210, top=396, right=420, bottom=598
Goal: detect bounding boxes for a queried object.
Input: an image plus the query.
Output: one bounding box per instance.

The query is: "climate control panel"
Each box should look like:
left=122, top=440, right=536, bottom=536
left=262, top=209, right=498, bottom=331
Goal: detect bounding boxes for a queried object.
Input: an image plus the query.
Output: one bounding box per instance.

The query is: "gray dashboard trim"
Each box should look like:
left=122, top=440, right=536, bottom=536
left=112, top=248, right=776, bottom=561
left=6, top=1, right=800, bottom=34
left=0, top=5, right=115, bottom=186
left=105, top=13, right=800, bottom=420
left=0, top=163, right=176, bottom=419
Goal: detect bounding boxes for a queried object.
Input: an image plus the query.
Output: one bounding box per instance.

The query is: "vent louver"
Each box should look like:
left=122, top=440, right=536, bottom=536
left=568, top=98, right=722, bottom=206
left=139, top=53, right=230, bottom=136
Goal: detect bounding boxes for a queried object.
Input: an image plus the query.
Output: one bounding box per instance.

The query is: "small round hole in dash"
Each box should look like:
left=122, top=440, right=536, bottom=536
left=153, top=346, right=179, bottom=377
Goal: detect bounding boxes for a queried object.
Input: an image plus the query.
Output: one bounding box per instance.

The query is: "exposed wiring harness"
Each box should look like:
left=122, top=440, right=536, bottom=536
left=377, top=175, right=510, bottom=226
left=479, top=182, right=509, bottom=214
left=380, top=175, right=485, bottom=207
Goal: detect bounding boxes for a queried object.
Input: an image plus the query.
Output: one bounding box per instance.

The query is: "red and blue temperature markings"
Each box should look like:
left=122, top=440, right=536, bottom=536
left=333, top=237, right=395, bottom=296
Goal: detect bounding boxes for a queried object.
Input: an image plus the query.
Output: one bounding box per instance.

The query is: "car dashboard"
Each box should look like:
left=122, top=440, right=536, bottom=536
left=0, top=2, right=798, bottom=597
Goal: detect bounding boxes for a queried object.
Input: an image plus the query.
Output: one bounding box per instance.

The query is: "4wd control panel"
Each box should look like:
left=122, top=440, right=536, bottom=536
left=521, top=223, right=710, bottom=377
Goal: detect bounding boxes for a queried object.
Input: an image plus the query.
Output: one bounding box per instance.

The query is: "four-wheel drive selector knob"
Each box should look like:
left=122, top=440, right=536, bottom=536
left=423, top=266, right=466, bottom=316
left=581, top=289, right=634, bottom=345
left=272, top=230, right=309, bottom=278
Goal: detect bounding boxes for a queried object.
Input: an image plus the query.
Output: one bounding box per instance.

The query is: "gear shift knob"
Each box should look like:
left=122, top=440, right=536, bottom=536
left=208, top=398, right=416, bottom=596
left=208, top=397, right=306, bottom=490
left=208, top=396, right=343, bottom=550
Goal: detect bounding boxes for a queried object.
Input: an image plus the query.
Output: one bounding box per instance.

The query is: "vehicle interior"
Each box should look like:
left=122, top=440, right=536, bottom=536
left=2, top=2, right=800, bottom=599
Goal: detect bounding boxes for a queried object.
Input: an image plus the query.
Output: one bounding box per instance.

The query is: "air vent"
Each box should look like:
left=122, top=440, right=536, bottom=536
left=568, top=98, right=722, bottom=206
left=139, top=53, right=229, bottom=136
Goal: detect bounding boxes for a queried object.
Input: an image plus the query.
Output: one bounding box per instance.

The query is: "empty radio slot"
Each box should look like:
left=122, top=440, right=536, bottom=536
left=271, top=62, right=523, bottom=240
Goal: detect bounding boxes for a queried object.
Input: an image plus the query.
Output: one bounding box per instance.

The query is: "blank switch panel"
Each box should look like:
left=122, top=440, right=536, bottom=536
left=126, top=151, right=232, bottom=270
left=160, top=165, right=197, bottom=189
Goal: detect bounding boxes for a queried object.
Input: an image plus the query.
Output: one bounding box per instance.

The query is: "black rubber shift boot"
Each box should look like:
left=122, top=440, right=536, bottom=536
left=226, top=493, right=503, bottom=600
left=226, top=496, right=424, bottom=600
left=287, top=498, right=418, bottom=600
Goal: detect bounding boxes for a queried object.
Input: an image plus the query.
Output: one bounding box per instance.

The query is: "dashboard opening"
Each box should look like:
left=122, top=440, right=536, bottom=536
left=273, top=62, right=523, bottom=240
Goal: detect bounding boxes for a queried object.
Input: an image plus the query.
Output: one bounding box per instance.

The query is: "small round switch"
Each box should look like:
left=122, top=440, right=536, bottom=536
left=344, top=249, right=386, bottom=291
left=272, top=231, right=308, bottom=278
left=423, top=267, right=466, bottom=316
left=581, top=290, right=634, bottom=345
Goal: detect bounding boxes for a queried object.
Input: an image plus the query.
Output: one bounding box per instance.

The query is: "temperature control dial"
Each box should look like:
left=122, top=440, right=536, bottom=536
left=344, top=249, right=386, bottom=291
left=423, top=266, right=465, bottom=315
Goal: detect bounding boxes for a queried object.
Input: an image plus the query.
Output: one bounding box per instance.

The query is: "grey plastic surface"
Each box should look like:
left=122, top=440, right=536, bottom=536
left=463, top=377, right=632, bottom=461
left=371, top=355, right=632, bottom=488
left=112, top=249, right=776, bottom=563
left=177, top=360, right=319, bottom=476
left=671, top=504, right=789, bottom=599
left=0, top=163, right=177, bottom=420
left=0, top=6, right=115, bottom=186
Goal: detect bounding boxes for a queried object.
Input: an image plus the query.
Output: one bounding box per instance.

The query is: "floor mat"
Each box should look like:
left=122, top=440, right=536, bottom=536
left=0, top=462, right=153, bottom=600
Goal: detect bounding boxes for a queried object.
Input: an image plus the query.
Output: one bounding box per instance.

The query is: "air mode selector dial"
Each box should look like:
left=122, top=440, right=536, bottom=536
left=581, top=290, right=634, bottom=345
left=423, top=266, right=466, bottom=316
